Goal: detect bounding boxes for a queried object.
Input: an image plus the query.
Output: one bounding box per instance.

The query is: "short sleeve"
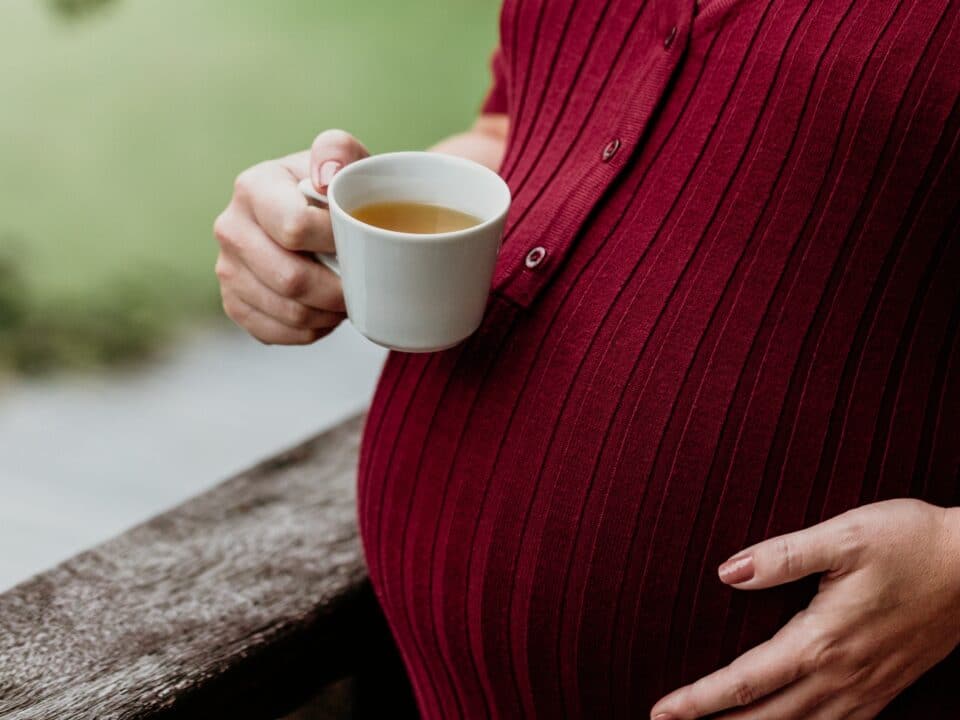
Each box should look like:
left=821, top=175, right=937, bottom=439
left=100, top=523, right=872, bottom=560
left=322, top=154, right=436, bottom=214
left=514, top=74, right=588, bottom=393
left=480, top=47, right=509, bottom=115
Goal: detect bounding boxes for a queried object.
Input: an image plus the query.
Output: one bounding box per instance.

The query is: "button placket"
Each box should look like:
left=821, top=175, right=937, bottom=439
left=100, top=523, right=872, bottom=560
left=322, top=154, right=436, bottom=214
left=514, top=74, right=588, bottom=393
left=493, top=11, right=694, bottom=308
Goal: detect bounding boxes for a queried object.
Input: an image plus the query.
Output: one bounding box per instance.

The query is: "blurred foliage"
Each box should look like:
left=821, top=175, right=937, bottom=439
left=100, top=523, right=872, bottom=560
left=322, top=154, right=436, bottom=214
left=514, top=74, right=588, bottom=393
left=0, top=241, right=27, bottom=335
left=1, top=0, right=499, bottom=376
left=0, top=238, right=172, bottom=376
left=47, top=0, right=117, bottom=19
left=10, top=288, right=168, bottom=376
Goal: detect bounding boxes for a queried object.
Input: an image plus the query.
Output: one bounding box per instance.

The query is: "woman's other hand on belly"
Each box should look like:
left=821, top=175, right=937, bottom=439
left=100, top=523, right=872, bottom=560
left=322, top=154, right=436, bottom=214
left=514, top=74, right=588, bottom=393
left=651, top=499, right=960, bottom=720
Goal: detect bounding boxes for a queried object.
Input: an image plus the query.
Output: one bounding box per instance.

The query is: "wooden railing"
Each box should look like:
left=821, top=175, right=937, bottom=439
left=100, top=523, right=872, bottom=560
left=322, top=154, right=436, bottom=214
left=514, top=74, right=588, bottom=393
left=0, top=414, right=417, bottom=719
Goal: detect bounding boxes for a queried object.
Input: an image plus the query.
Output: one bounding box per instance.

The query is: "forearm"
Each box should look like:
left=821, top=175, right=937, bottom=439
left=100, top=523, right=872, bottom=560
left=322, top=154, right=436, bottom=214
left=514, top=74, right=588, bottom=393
left=296, top=115, right=510, bottom=187
left=944, top=506, right=960, bottom=602
left=429, top=113, right=509, bottom=172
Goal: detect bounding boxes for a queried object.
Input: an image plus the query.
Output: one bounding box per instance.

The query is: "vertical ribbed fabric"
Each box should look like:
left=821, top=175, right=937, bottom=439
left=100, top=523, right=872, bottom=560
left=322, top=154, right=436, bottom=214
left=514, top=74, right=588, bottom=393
left=358, top=0, right=960, bottom=717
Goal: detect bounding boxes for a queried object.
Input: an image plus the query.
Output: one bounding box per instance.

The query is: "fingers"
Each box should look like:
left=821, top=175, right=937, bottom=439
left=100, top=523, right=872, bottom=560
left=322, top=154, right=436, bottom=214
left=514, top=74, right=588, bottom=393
left=650, top=624, right=810, bottom=719
left=232, top=162, right=335, bottom=253
left=665, top=671, right=888, bottom=720
left=221, top=294, right=333, bottom=346
left=215, top=135, right=366, bottom=344
left=718, top=512, right=865, bottom=589
left=215, top=212, right=345, bottom=312
left=716, top=677, right=831, bottom=720
left=221, top=261, right=344, bottom=331
left=310, top=128, right=369, bottom=191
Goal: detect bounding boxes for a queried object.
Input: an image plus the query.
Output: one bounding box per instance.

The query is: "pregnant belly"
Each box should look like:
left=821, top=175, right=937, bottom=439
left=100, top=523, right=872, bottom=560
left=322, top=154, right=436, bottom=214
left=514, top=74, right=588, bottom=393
left=358, top=294, right=959, bottom=719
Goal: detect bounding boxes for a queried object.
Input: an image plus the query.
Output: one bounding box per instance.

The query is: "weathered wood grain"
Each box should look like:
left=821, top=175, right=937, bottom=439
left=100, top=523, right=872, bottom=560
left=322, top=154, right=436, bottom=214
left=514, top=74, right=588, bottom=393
left=0, top=414, right=373, bottom=720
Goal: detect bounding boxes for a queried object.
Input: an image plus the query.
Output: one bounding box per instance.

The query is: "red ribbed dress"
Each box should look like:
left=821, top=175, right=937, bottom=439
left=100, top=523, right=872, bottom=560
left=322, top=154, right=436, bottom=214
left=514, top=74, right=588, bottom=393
left=358, top=0, right=960, bottom=716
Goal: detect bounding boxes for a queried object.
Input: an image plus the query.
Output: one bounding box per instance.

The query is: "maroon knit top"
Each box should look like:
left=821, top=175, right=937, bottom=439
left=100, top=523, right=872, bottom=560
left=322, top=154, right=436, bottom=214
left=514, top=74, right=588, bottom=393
left=358, top=0, right=960, bottom=716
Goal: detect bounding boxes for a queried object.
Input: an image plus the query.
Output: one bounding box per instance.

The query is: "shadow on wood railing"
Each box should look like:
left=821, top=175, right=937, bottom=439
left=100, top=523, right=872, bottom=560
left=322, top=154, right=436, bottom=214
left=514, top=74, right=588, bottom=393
left=0, top=414, right=418, bottom=720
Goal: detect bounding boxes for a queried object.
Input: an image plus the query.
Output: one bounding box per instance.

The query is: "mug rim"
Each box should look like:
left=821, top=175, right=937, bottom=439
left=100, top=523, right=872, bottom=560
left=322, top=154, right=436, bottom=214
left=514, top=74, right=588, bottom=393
left=327, top=151, right=511, bottom=242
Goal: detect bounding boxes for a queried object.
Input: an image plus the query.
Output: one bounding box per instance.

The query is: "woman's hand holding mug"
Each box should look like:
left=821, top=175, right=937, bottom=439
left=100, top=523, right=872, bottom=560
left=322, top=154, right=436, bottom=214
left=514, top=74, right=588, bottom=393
left=215, top=128, right=511, bottom=353
left=213, top=130, right=368, bottom=346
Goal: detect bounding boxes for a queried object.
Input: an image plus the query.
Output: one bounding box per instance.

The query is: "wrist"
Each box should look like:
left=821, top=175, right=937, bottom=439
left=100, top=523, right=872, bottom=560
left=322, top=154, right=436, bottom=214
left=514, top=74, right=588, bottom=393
left=942, top=507, right=960, bottom=627
left=944, top=507, right=960, bottom=550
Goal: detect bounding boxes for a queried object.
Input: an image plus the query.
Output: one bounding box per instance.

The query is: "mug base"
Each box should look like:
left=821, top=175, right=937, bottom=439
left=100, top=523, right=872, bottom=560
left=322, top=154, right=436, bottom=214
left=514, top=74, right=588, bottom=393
left=362, top=330, right=473, bottom=354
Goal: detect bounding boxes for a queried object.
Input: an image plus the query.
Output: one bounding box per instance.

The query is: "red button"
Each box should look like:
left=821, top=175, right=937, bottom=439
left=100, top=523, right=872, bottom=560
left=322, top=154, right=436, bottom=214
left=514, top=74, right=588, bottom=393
left=664, top=25, right=678, bottom=49
left=602, top=138, right=621, bottom=162
left=525, top=247, right=547, bottom=268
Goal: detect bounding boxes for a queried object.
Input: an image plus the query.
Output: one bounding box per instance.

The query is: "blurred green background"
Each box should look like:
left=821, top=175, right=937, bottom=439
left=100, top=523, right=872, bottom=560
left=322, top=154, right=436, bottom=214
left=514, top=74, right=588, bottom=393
left=0, top=0, right=499, bottom=375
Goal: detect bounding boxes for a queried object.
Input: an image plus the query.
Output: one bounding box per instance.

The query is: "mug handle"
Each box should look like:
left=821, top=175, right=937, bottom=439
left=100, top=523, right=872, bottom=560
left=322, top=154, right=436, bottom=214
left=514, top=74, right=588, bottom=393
left=297, top=177, right=341, bottom=276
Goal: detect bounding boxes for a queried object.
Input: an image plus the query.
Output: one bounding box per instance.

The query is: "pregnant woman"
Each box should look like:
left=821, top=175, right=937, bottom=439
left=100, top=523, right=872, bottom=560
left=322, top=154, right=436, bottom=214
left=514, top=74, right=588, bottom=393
left=213, top=0, right=960, bottom=716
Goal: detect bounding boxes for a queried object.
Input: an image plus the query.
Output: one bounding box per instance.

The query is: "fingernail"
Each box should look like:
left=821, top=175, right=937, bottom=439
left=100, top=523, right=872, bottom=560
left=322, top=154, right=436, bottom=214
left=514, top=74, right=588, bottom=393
left=653, top=713, right=674, bottom=720
left=319, top=160, right=341, bottom=188
left=719, top=554, right=754, bottom=584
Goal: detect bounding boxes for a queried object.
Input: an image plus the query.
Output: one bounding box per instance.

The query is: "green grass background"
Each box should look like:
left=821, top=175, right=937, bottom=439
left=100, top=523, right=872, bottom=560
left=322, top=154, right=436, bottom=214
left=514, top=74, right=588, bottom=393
left=0, top=0, right=500, bottom=373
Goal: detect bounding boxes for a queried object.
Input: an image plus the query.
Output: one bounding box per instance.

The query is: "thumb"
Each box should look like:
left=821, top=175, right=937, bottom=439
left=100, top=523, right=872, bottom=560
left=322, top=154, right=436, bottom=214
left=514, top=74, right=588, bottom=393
left=310, top=129, right=370, bottom=192
left=718, top=514, right=860, bottom=590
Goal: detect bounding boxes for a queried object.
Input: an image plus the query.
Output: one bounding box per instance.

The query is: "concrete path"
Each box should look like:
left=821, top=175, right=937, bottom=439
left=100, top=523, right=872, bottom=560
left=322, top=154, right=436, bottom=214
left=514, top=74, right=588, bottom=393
left=0, top=324, right=387, bottom=591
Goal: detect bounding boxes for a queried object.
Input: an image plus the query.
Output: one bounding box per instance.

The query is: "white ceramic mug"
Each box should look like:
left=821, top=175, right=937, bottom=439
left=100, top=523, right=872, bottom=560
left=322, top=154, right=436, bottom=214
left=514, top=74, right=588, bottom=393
left=298, top=151, right=510, bottom=353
